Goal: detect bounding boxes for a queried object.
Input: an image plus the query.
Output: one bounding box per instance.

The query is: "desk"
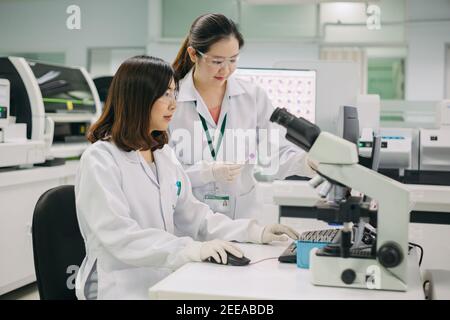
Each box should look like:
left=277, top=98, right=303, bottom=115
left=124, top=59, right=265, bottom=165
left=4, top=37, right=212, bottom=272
left=149, top=242, right=424, bottom=300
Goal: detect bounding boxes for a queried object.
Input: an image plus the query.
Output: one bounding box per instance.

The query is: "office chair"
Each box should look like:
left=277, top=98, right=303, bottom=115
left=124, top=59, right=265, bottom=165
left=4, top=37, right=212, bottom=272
left=93, top=76, right=113, bottom=104
left=32, top=185, right=85, bottom=300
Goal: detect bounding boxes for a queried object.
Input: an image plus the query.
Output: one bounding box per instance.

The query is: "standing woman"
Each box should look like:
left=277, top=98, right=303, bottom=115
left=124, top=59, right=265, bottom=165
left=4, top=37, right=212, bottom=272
left=170, top=13, right=313, bottom=220
left=75, top=55, right=298, bottom=300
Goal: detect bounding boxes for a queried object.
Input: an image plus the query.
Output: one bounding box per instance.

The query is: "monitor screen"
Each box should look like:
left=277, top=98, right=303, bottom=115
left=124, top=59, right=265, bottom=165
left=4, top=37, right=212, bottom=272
left=0, top=82, right=8, bottom=120
left=234, top=68, right=316, bottom=124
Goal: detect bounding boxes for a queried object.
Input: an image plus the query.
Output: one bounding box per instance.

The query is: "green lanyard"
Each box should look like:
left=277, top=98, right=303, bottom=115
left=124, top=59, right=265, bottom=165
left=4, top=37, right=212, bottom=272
left=198, top=112, right=227, bottom=161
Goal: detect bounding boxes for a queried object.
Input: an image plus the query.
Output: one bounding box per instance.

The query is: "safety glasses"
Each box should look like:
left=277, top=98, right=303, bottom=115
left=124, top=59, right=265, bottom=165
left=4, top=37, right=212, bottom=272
left=196, top=50, right=240, bottom=69
left=158, top=89, right=178, bottom=104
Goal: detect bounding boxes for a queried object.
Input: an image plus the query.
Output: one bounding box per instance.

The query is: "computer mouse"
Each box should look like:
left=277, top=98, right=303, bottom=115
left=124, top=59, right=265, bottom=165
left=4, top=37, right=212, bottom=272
left=208, top=253, right=251, bottom=266
left=228, top=253, right=251, bottom=266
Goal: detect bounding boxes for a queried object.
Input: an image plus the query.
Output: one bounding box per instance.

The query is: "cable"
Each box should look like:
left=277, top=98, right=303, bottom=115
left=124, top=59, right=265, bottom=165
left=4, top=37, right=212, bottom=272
left=248, top=257, right=279, bottom=265
left=409, top=242, right=424, bottom=266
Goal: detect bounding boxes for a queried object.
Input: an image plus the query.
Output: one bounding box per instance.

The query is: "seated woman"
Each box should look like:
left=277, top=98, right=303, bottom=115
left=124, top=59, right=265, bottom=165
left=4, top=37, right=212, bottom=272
left=75, top=55, right=298, bottom=300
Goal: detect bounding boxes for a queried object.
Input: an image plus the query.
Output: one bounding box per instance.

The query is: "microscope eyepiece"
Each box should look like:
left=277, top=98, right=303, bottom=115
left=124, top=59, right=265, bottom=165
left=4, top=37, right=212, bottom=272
left=270, top=107, right=321, bottom=152
left=270, top=107, right=296, bottom=127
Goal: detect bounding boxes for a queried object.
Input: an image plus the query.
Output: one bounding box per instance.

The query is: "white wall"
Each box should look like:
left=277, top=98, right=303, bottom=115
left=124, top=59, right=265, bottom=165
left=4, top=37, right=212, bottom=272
left=1, top=0, right=448, bottom=101
left=0, top=0, right=148, bottom=68
left=446, top=45, right=450, bottom=98
left=146, top=0, right=319, bottom=67
left=406, top=0, right=450, bottom=100
left=316, top=0, right=450, bottom=101
left=320, top=1, right=406, bottom=44
left=89, top=48, right=113, bottom=77
left=239, top=42, right=319, bottom=68
left=147, top=0, right=319, bottom=68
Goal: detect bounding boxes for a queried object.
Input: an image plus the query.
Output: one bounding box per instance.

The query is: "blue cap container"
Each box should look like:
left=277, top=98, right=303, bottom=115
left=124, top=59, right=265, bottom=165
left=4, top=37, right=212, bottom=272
left=296, top=240, right=330, bottom=269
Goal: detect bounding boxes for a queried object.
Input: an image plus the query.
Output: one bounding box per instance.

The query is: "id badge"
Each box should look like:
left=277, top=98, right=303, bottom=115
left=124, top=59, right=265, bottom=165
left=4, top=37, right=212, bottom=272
left=204, top=194, right=231, bottom=213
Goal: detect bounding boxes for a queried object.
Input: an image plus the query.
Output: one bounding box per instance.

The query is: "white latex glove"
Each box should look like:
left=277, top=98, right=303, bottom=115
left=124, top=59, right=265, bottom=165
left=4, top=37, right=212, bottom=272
left=261, top=224, right=300, bottom=244
left=285, top=152, right=317, bottom=178
left=306, top=154, right=319, bottom=172
left=200, top=239, right=244, bottom=264
left=211, top=162, right=243, bottom=183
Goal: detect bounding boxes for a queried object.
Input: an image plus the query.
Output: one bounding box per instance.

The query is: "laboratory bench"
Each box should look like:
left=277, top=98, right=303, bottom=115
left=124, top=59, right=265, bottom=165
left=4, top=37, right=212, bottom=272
left=148, top=242, right=425, bottom=300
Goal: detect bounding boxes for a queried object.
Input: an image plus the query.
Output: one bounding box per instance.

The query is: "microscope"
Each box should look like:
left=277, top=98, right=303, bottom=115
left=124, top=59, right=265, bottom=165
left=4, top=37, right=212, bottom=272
left=270, top=108, right=411, bottom=291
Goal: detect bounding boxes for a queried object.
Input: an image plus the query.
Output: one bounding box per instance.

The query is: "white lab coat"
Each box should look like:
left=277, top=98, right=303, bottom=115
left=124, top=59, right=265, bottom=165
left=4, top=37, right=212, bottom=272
left=169, top=69, right=310, bottom=220
left=74, top=140, right=264, bottom=300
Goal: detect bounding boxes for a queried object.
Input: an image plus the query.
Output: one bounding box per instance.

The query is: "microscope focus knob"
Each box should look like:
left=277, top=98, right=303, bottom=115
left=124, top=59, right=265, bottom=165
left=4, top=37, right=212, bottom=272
left=378, top=242, right=403, bottom=268
left=341, top=269, right=356, bottom=285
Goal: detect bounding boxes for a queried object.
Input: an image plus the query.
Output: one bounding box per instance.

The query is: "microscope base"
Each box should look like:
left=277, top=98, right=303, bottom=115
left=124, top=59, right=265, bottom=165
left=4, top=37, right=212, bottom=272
left=310, top=250, right=407, bottom=292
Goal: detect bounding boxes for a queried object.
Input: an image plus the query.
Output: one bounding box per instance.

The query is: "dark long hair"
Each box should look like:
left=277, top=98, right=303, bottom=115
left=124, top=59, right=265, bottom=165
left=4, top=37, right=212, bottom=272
left=88, top=55, right=176, bottom=152
left=172, top=13, right=244, bottom=81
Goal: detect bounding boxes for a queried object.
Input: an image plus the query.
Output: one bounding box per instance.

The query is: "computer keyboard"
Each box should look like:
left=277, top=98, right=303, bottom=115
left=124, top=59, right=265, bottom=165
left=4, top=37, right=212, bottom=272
left=278, top=242, right=298, bottom=263
left=299, top=228, right=341, bottom=243
left=278, top=228, right=341, bottom=263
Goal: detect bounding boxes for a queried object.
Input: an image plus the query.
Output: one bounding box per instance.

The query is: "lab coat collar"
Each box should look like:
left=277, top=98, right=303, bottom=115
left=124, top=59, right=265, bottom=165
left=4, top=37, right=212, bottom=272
left=226, top=73, right=246, bottom=97
left=112, top=145, right=160, bottom=188
left=133, top=145, right=173, bottom=186
left=177, top=68, right=245, bottom=128
left=137, top=150, right=160, bottom=187
left=153, top=146, right=176, bottom=233
left=127, top=146, right=175, bottom=233
left=114, top=143, right=140, bottom=164
left=152, top=147, right=167, bottom=187
left=177, top=68, right=246, bottom=102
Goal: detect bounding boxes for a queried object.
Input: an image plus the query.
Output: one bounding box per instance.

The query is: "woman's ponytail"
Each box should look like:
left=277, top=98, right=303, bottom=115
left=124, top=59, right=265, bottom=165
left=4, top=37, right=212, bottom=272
left=172, top=35, right=193, bottom=81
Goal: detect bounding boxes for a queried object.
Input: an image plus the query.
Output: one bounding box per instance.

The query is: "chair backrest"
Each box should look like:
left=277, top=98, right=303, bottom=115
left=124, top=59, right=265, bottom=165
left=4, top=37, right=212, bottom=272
left=93, top=76, right=113, bottom=103
left=32, top=185, right=85, bottom=300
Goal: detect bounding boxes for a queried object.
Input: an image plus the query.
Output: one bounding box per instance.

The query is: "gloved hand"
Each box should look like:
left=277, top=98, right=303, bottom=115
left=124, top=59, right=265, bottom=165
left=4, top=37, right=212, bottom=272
left=200, top=239, right=244, bottom=264
left=261, top=224, right=299, bottom=244
left=211, top=162, right=243, bottom=183
left=306, top=154, right=319, bottom=172
left=286, top=152, right=317, bottom=178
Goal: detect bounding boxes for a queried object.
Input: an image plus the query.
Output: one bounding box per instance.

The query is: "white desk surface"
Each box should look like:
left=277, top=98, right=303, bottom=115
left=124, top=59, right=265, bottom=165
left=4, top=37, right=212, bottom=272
left=406, top=184, right=450, bottom=213
left=149, top=242, right=425, bottom=300
left=0, top=160, right=79, bottom=188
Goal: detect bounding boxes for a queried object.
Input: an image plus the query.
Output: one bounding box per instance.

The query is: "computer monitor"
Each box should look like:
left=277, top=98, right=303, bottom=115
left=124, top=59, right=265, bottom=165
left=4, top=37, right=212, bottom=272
left=234, top=68, right=316, bottom=124
left=273, top=60, right=360, bottom=135
left=0, top=79, right=10, bottom=128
